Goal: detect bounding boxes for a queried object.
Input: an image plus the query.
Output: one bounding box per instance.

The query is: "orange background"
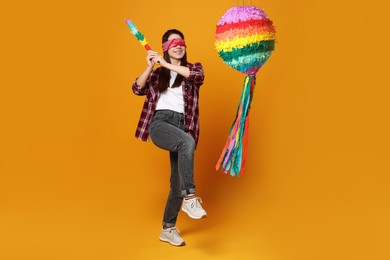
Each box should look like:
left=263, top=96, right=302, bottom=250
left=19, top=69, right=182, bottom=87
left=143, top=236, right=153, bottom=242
left=1, top=0, right=389, bottom=259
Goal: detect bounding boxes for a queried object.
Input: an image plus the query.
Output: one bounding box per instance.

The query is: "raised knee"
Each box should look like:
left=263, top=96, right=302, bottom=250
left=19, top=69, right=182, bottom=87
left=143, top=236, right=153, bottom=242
left=179, top=135, right=195, bottom=153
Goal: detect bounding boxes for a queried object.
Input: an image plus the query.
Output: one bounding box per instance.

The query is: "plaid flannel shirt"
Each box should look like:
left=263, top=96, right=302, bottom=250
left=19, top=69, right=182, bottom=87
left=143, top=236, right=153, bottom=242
left=132, top=62, right=204, bottom=146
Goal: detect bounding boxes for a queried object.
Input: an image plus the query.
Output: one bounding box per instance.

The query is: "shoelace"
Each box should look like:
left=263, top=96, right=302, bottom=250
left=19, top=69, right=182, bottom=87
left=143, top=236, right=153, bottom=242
left=168, top=227, right=181, bottom=239
left=193, top=197, right=203, bottom=210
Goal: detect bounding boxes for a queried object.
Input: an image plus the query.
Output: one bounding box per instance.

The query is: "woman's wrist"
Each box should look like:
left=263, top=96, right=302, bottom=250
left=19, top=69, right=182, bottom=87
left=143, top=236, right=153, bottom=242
left=165, top=63, right=190, bottom=78
left=146, top=65, right=154, bottom=72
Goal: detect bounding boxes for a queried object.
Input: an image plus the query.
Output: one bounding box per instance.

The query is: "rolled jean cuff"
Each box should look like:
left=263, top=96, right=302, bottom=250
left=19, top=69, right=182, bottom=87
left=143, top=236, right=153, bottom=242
left=162, top=222, right=176, bottom=228
left=181, top=188, right=196, bottom=197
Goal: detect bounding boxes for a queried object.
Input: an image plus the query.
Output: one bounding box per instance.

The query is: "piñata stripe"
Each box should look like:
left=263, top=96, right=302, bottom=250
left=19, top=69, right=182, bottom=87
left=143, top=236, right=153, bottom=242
left=217, top=40, right=275, bottom=61
left=225, top=51, right=272, bottom=73
left=217, top=6, right=268, bottom=25
left=244, top=66, right=262, bottom=75
left=216, top=19, right=275, bottom=34
left=216, top=25, right=275, bottom=41
left=215, top=32, right=275, bottom=52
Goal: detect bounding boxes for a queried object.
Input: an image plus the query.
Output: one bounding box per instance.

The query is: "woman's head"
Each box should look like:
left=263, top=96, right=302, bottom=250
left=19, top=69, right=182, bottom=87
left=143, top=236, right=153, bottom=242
left=158, top=29, right=188, bottom=92
left=161, top=29, right=187, bottom=65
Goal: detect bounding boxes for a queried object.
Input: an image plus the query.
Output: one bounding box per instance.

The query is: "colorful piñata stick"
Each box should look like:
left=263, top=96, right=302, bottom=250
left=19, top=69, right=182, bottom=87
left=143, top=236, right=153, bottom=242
left=125, top=18, right=152, bottom=51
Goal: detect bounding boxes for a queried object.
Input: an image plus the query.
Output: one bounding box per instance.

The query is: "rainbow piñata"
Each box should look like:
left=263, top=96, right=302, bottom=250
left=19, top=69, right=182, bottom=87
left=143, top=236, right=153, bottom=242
left=215, top=6, right=276, bottom=176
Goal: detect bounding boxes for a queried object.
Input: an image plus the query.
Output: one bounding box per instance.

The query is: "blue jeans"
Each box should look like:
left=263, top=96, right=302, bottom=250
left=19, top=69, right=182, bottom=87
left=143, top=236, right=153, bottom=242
left=149, top=110, right=196, bottom=227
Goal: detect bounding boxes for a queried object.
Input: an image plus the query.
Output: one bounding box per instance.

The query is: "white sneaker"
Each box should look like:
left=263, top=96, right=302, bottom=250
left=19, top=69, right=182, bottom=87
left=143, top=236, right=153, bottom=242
left=159, top=227, right=185, bottom=246
left=182, top=196, right=207, bottom=219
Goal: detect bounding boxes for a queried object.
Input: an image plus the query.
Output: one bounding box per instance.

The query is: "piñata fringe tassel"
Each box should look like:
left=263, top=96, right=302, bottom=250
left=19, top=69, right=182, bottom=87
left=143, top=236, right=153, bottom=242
left=216, top=75, right=256, bottom=176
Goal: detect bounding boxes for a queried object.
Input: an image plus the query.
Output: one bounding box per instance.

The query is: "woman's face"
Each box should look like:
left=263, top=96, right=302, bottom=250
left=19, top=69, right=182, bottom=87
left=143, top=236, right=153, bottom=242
left=167, top=34, right=186, bottom=61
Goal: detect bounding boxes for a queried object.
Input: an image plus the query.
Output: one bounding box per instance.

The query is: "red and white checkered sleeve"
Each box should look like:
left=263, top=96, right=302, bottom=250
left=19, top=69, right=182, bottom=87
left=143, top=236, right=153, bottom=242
left=187, top=62, right=205, bottom=87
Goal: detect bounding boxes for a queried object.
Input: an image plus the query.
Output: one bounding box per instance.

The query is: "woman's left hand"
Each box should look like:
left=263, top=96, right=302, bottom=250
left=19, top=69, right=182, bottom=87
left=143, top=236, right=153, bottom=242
left=152, top=55, right=168, bottom=67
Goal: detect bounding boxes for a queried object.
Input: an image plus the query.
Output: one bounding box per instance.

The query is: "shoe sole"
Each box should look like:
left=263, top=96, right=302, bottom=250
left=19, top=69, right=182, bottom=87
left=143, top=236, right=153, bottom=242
left=159, top=236, right=185, bottom=246
left=181, top=207, right=207, bottom=219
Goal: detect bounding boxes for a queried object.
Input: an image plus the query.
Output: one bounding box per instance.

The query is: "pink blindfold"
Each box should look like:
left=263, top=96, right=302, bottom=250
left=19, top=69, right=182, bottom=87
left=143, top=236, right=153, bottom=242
left=162, top=38, right=186, bottom=52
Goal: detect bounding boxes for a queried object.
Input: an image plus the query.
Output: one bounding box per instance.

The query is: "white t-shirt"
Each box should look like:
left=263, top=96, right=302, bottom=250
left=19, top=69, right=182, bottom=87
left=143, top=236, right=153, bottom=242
left=155, top=71, right=184, bottom=113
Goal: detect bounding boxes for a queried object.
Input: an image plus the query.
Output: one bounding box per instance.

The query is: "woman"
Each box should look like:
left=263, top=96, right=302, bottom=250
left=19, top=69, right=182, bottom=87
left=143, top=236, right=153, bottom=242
left=132, top=29, right=207, bottom=246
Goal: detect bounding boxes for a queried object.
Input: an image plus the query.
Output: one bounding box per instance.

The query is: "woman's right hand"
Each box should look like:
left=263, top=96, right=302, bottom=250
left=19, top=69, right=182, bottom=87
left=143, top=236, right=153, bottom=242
left=146, top=50, right=159, bottom=68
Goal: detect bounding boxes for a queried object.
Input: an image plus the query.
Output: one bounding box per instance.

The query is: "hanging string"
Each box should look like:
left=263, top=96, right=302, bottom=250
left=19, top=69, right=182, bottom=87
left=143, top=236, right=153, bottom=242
left=236, top=0, right=254, bottom=6
left=236, top=0, right=257, bottom=7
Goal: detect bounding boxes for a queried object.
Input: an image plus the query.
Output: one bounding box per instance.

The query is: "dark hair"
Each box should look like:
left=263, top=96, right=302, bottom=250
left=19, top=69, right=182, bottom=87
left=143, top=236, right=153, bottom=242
left=158, top=29, right=188, bottom=93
